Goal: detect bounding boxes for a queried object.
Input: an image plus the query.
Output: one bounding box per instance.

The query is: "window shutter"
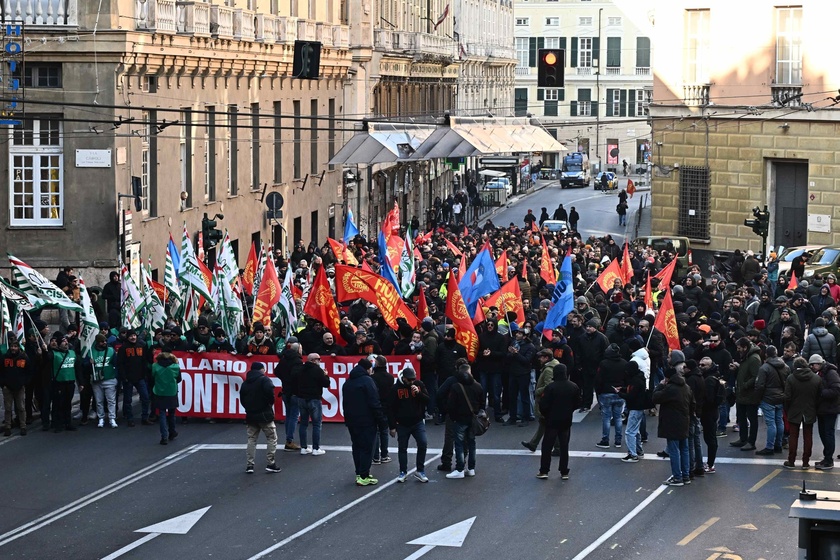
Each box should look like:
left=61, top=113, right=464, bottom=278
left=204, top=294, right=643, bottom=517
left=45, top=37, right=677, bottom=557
left=570, top=101, right=577, bottom=117
left=529, top=37, right=537, bottom=67
left=605, top=89, right=614, bottom=116
left=619, top=90, right=627, bottom=117
left=570, top=37, right=578, bottom=68
left=537, top=37, right=545, bottom=52
left=559, top=88, right=565, bottom=101
left=628, top=89, right=636, bottom=117
left=636, top=37, right=651, bottom=68
left=592, top=37, right=600, bottom=62
left=578, top=88, right=590, bottom=102
left=591, top=101, right=598, bottom=117
left=537, top=88, right=544, bottom=101
left=560, top=37, right=567, bottom=65
left=607, top=37, right=621, bottom=67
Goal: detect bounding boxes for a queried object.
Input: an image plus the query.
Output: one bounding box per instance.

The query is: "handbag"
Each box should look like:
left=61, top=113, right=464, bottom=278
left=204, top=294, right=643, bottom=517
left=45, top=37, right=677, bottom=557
left=459, top=383, right=489, bottom=436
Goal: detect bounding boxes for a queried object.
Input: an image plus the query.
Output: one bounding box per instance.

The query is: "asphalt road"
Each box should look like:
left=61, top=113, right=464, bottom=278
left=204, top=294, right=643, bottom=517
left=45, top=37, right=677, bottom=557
left=488, top=177, right=642, bottom=242
left=0, top=403, right=821, bottom=560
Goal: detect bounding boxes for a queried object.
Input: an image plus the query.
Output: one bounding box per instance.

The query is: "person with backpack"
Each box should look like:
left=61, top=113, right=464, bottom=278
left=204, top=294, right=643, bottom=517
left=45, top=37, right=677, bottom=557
left=698, top=357, right=725, bottom=473
left=616, top=200, right=629, bottom=227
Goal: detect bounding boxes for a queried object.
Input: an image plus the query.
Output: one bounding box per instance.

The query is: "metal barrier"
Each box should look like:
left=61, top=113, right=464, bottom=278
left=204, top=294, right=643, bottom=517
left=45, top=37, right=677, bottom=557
left=633, top=193, right=649, bottom=239
left=481, top=190, right=506, bottom=208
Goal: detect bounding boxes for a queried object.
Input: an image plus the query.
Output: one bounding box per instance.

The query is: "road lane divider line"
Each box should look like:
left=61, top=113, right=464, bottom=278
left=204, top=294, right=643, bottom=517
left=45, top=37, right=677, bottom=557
left=749, top=469, right=782, bottom=492
left=245, top=453, right=444, bottom=560
left=0, top=444, right=199, bottom=548
left=677, top=517, right=720, bottom=546
left=570, top=484, right=668, bottom=560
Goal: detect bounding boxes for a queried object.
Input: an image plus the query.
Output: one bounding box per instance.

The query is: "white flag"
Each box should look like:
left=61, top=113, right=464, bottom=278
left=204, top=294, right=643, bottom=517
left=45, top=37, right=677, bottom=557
left=178, top=223, right=213, bottom=303
left=78, top=277, right=100, bottom=359
left=8, top=254, right=82, bottom=311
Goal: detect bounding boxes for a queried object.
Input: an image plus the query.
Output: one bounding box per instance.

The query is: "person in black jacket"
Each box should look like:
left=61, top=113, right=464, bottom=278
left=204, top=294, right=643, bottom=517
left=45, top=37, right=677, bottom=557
left=698, top=357, right=724, bottom=473
left=445, top=364, right=485, bottom=479
left=536, top=364, right=581, bottom=480
left=504, top=327, right=536, bottom=426
left=475, top=319, right=509, bottom=422
left=342, top=358, right=385, bottom=486
left=371, top=356, right=394, bottom=465
left=595, top=344, right=627, bottom=448
left=682, top=359, right=706, bottom=478
left=389, top=367, right=430, bottom=483
left=435, top=329, right=467, bottom=386
left=276, top=341, right=302, bottom=451
left=2, top=339, right=31, bottom=436
left=239, top=362, right=281, bottom=473
left=618, top=361, right=646, bottom=462
left=652, top=364, right=695, bottom=486
left=435, top=358, right=470, bottom=472
left=578, top=319, right=609, bottom=412
left=117, top=330, right=151, bottom=427
left=297, top=354, right=330, bottom=455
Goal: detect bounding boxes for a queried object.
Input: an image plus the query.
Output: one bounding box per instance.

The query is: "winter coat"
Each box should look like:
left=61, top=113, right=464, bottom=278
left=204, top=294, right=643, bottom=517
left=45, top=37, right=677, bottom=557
left=435, top=340, right=468, bottom=383
left=652, top=373, right=694, bottom=440
left=539, top=377, right=582, bottom=430
left=683, top=366, right=705, bottom=416
left=388, top=377, right=429, bottom=428
left=370, top=366, right=395, bottom=409
left=342, top=364, right=384, bottom=428
left=508, top=338, right=536, bottom=377
left=475, top=329, right=508, bottom=374
left=276, top=347, right=303, bottom=397
left=595, top=345, right=627, bottom=394
left=533, top=359, right=559, bottom=419
left=578, top=330, right=609, bottom=373
left=802, top=327, right=837, bottom=364
left=296, top=361, right=330, bottom=400
left=784, top=366, right=821, bottom=424
left=735, top=345, right=762, bottom=405
left=817, top=363, right=840, bottom=416
left=446, top=371, right=485, bottom=424
left=0, top=349, right=30, bottom=391
left=618, top=364, right=647, bottom=411
left=152, top=356, right=181, bottom=397
left=239, top=369, right=277, bottom=425
left=630, top=347, right=651, bottom=381
left=116, top=340, right=149, bottom=383
left=755, top=356, right=789, bottom=405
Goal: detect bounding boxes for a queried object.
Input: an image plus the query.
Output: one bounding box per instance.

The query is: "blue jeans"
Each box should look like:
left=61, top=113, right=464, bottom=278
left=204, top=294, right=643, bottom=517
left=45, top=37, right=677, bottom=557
left=453, top=421, right=476, bottom=471
left=688, top=416, right=703, bottom=471
left=282, top=394, right=299, bottom=444
left=297, top=397, right=323, bottom=450
left=158, top=407, right=176, bottom=440
left=818, top=414, right=837, bottom=462
left=666, top=438, right=690, bottom=480
left=122, top=379, right=150, bottom=421
left=624, top=410, right=645, bottom=456
left=760, top=402, right=784, bottom=450
left=480, top=371, right=503, bottom=419
left=397, top=420, right=428, bottom=473
left=508, top=375, right=532, bottom=421
left=598, top=393, right=623, bottom=444
left=718, top=402, right=730, bottom=432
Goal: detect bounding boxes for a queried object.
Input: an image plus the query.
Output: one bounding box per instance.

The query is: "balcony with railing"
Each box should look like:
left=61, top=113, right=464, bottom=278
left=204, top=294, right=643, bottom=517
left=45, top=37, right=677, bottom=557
left=177, top=1, right=211, bottom=36
left=137, top=0, right=177, bottom=33
left=2, top=0, right=77, bottom=26
left=576, top=66, right=592, bottom=75
left=413, top=32, right=456, bottom=57
left=604, top=67, right=621, bottom=75
left=209, top=4, right=234, bottom=38
left=683, top=83, right=711, bottom=107
left=771, top=84, right=803, bottom=107
left=297, top=19, right=316, bottom=41
left=233, top=8, right=256, bottom=41
left=635, top=67, right=650, bottom=76
left=514, top=66, right=531, bottom=76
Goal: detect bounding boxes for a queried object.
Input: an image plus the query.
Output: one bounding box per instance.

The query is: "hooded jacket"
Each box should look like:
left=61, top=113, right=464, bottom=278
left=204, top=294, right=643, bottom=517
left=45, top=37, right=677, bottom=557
left=802, top=327, right=837, bottom=364
left=342, top=364, right=384, bottom=428
left=296, top=361, right=330, bottom=400
left=371, top=365, right=395, bottom=409
left=116, top=339, right=149, bottom=383
left=276, top=347, right=303, bottom=397
left=1, top=348, right=30, bottom=391
left=652, top=373, right=694, bottom=440
left=735, top=345, right=762, bottom=405
left=239, top=368, right=277, bottom=425
left=152, top=354, right=181, bottom=397
left=755, top=356, right=789, bottom=405
left=683, top=365, right=705, bottom=416
left=817, top=363, right=840, bottom=416
left=595, top=344, right=627, bottom=394
left=539, top=371, right=582, bottom=429
left=784, top=366, right=821, bottom=424
left=388, top=374, right=429, bottom=429
left=476, top=326, right=508, bottom=374
left=618, top=361, right=647, bottom=411
left=533, top=358, right=559, bottom=419
left=446, top=369, right=484, bottom=424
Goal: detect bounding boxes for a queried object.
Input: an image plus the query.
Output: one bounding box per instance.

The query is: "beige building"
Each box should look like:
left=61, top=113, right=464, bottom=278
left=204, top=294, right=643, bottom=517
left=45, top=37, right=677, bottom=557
left=513, top=0, right=652, bottom=170
left=648, top=1, right=840, bottom=253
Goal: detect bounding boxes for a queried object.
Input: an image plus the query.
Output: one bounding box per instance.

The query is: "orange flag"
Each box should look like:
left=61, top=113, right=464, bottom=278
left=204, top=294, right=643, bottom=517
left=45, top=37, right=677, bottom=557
left=789, top=270, right=799, bottom=290
left=540, top=236, right=557, bottom=285
left=417, top=286, right=430, bottom=320
left=303, top=266, right=344, bottom=344
left=333, top=265, right=418, bottom=330
left=472, top=298, right=486, bottom=326
left=653, top=288, right=680, bottom=351
left=463, top=224, right=469, bottom=237
left=531, top=220, right=539, bottom=233
left=521, top=258, right=528, bottom=279
left=644, top=273, right=653, bottom=311
left=458, top=254, right=467, bottom=280
left=495, top=250, right=508, bottom=282
left=653, top=258, right=677, bottom=287
left=252, top=257, right=282, bottom=328
left=621, top=242, right=633, bottom=285
left=445, top=238, right=463, bottom=257
left=242, top=241, right=258, bottom=296
left=328, top=237, right=358, bottom=266
left=627, top=179, right=636, bottom=198
left=484, top=277, right=525, bottom=324
left=416, top=230, right=433, bottom=246
left=595, top=258, right=624, bottom=293
left=445, top=271, right=479, bottom=361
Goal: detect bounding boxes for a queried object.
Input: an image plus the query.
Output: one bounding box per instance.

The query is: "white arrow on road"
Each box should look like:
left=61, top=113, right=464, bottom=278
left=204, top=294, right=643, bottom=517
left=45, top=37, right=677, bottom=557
left=403, top=517, right=476, bottom=560
left=101, top=506, right=211, bottom=560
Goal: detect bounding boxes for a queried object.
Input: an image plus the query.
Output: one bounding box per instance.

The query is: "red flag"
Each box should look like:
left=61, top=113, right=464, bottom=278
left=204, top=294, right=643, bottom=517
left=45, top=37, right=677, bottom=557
left=303, top=266, right=344, bottom=344
left=789, top=270, right=799, bottom=290
left=653, top=289, right=680, bottom=351
left=621, top=243, right=633, bottom=285
left=150, top=279, right=166, bottom=303
left=458, top=255, right=467, bottom=280
left=644, top=273, right=653, bottom=311
left=328, top=237, right=358, bottom=266
left=495, top=250, right=508, bottom=282
left=252, top=257, right=281, bottom=328
left=292, top=283, right=303, bottom=300
left=361, top=260, right=374, bottom=273
left=627, top=179, right=636, bottom=198
left=333, top=265, right=418, bottom=330
left=484, top=277, right=525, bottom=324
left=445, top=271, right=479, bottom=361
left=417, top=286, right=430, bottom=320
left=653, top=258, right=677, bottom=287
left=445, top=238, right=463, bottom=257
left=531, top=220, right=539, bottom=233
left=416, top=230, right=433, bottom=246
left=595, top=258, right=624, bottom=293
left=472, top=298, right=486, bottom=326
left=463, top=224, right=469, bottom=237
left=540, top=236, right=556, bottom=285
left=521, top=258, right=528, bottom=279
left=242, top=241, right=258, bottom=296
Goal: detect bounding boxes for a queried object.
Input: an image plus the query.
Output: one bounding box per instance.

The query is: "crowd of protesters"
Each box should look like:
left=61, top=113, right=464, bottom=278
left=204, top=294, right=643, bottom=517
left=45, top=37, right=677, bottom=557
left=3, top=209, right=838, bottom=486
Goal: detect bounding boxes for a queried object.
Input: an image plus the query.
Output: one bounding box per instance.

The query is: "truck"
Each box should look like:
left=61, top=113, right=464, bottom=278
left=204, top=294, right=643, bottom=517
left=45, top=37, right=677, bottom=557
left=559, top=152, right=591, bottom=189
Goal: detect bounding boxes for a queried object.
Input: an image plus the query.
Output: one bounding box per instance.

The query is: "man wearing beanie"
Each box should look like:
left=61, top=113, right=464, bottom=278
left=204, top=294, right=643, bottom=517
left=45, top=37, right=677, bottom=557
left=653, top=352, right=694, bottom=486
left=420, top=318, right=441, bottom=420
left=87, top=334, right=119, bottom=429
left=342, top=358, right=385, bottom=486
left=389, top=367, right=430, bottom=483
left=536, top=363, right=581, bottom=480
left=803, top=317, right=836, bottom=364
left=239, top=362, right=281, bottom=473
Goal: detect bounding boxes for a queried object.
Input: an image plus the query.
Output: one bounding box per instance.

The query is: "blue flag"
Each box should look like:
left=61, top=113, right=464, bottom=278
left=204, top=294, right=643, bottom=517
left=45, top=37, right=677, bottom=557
left=167, top=237, right=181, bottom=278
left=344, top=209, right=359, bottom=242
left=544, top=254, right=574, bottom=330
left=378, top=229, right=401, bottom=292
left=458, top=246, right=500, bottom=317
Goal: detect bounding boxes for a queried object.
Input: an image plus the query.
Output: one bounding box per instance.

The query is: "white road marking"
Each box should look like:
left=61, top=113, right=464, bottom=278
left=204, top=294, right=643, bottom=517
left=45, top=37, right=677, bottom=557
left=0, top=445, right=201, bottom=548
left=101, top=506, right=212, bottom=560
left=100, top=533, right=160, bottom=560
left=570, top=484, right=668, bottom=560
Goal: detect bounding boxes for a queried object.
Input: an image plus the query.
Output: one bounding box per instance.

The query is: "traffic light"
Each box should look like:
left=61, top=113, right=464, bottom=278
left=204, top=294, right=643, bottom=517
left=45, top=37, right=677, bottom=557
left=743, top=206, right=769, bottom=237
left=537, top=48, right=564, bottom=88
left=202, top=212, right=224, bottom=249
left=292, top=40, right=322, bottom=79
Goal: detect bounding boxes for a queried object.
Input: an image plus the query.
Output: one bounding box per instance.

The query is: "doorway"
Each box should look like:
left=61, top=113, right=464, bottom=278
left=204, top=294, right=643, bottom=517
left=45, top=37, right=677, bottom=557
left=772, top=161, right=808, bottom=250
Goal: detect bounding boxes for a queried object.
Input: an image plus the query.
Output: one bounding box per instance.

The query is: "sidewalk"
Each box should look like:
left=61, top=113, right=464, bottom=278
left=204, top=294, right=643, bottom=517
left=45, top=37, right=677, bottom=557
left=624, top=187, right=652, bottom=240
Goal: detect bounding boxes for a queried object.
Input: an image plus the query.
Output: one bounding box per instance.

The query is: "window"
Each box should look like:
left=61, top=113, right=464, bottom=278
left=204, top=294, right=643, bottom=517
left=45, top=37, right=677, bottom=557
left=611, top=89, right=620, bottom=115
left=544, top=37, right=560, bottom=49
left=515, top=17, right=529, bottom=26
left=514, top=88, right=528, bottom=116
left=579, top=17, right=592, bottom=26
left=545, top=89, right=559, bottom=101
left=515, top=37, right=529, bottom=67
left=606, top=37, right=621, bottom=68
left=685, top=9, right=710, bottom=83
left=227, top=105, right=237, bottom=196
left=207, top=106, right=216, bottom=201
left=9, top=117, right=63, bottom=226
left=545, top=17, right=559, bottom=27
left=328, top=98, right=336, bottom=170
left=140, top=112, right=150, bottom=213
left=636, top=37, right=651, bottom=71
left=544, top=89, right=559, bottom=117
left=572, top=88, right=592, bottom=117
left=607, top=17, right=621, bottom=26
left=203, top=136, right=210, bottom=200
left=310, top=99, right=318, bottom=175
left=13, top=63, right=61, bottom=88
left=775, top=6, right=802, bottom=84
left=579, top=37, right=592, bottom=67
left=636, top=89, right=651, bottom=116
left=678, top=165, right=710, bottom=240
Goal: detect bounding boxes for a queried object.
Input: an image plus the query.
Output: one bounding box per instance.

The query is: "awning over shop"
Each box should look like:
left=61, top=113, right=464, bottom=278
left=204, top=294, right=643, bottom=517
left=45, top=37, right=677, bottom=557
left=329, top=123, right=437, bottom=165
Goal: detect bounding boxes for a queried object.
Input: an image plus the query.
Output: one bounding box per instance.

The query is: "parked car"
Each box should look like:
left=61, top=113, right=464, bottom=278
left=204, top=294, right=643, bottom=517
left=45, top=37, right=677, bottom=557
left=771, top=245, right=821, bottom=276
left=541, top=220, right=570, bottom=234
left=633, top=236, right=692, bottom=275
left=595, top=171, right=617, bottom=191
left=483, top=178, right=512, bottom=196
left=803, top=246, right=840, bottom=279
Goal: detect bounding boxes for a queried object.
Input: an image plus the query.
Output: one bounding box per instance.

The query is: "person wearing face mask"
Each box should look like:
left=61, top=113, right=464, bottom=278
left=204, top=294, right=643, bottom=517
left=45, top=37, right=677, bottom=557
left=86, top=334, right=119, bottom=428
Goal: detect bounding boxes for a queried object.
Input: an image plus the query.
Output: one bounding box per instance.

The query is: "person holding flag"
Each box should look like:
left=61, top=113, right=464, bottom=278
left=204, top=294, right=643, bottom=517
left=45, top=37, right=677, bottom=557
left=458, top=243, right=500, bottom=318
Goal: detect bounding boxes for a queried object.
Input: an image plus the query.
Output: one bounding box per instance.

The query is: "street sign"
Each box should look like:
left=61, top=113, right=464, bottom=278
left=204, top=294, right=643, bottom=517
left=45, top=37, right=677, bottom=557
left=266, top=192, right=284, bottom=219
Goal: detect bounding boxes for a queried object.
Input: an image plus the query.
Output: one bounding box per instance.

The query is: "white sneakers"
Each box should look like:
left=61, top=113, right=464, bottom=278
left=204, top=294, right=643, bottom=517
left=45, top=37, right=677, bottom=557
left=109, top=419, right=118, bottom=428
left=465, top=469, right=476, bottom=477
left=446, top=470, right=465, bottom=479
left=301, top=446, right=313, bottom=455
left=97, top=419, right=118, bottom=428
left=311, top=448, right=325, bottom=456
left=97, top=419, right=104, bottom=428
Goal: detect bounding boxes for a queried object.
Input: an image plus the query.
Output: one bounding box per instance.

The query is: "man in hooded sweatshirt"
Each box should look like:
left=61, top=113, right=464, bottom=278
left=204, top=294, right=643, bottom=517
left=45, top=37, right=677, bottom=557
left=536, top=363, right=581, bottom=479
left=810, top=354, right=840, bottom=470
left=653, top=351, right=695, bottom=486
left=784, top=356, right=822, bottom=469
left=618, top=361, right=647, bottom=462
left=755, top=345, right=789, bottom=455
left=239, top=362, right=281, bottom=473
left=342, top=358, right=385, bottom=486
left=389, top=367, right=430, bottom=483
left=595, top=343, right=627, bottom=448
left=802, top=317, right=837, bottom=364
left=152, top=351, right=181, bottom=445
